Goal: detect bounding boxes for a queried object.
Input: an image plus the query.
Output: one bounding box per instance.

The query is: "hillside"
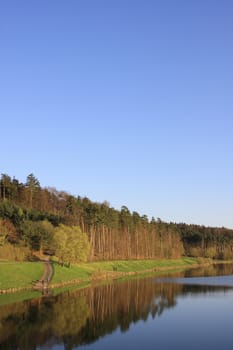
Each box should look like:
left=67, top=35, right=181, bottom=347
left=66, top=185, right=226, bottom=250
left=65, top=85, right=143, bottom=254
left=0, top=173, right=233, bottom=262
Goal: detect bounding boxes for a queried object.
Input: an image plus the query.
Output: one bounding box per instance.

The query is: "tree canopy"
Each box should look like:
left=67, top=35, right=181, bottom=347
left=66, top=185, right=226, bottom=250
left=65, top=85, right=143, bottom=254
left=53, top=225, right=90, bottom=265
left=0, top=173, right=233, bottom=261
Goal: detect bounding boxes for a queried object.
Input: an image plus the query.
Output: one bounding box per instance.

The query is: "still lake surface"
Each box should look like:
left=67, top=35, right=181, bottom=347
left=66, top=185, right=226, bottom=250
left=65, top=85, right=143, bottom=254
left=1, top=264, right=233, bottom=350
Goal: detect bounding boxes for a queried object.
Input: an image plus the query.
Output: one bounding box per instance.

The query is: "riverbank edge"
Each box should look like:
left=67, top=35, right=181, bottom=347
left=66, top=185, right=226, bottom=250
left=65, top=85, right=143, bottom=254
left=1, top=258, right=232, bottom=295
left=49, top=259, right=232, bottom=289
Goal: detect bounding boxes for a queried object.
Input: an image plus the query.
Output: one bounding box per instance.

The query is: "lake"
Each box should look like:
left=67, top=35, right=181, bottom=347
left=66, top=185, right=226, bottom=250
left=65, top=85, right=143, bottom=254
left=0, top=263, right=233, bottom=350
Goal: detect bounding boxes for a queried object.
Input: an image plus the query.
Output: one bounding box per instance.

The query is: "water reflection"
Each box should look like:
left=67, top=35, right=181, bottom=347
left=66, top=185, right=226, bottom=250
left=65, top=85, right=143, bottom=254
left=0, top=264, right=233, bottom=350
left=157, top=263, right=233, bottom=288
left=184, top=262, right=233, bottom=277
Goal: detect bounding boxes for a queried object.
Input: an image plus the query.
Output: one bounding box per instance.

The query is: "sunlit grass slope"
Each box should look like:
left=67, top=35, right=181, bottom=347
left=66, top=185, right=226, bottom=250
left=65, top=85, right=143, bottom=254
left=52, top=257, right=198, bottom=284
left=0, top=262, right=44, bottom=290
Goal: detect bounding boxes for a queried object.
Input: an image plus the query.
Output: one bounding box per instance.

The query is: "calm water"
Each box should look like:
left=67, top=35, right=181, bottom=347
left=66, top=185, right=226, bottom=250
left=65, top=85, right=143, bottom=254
left=1, top=264, right=233, bottom=350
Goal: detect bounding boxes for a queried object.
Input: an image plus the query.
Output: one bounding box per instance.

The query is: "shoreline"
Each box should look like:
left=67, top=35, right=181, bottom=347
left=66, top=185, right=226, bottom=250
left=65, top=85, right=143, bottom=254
left=1, top=258, right=233, bottom=295
left=49, top=259, right=224, bottom=289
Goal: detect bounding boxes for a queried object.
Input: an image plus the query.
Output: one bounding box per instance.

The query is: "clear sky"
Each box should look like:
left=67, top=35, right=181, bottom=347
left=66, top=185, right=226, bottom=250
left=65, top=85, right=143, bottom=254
left=1, top=0, right=233, bottom=228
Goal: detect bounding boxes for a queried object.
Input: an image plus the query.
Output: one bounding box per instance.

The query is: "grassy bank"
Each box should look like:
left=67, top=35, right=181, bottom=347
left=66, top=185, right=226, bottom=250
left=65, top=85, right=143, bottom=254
left=0, top=262, right=44, bottom=290
left=51, top=257, right=201, bottom=286
left=0, top=290, right=41, bottom=306
left=0, top=257, right=213, bottom=292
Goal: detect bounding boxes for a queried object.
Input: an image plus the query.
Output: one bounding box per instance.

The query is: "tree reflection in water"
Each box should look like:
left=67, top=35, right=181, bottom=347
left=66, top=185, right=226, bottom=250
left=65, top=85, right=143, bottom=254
left=1, top=263, right=233, bottom=350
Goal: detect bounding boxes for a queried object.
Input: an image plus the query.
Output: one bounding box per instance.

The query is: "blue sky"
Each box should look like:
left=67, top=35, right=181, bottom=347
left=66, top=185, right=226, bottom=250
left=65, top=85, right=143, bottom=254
left=1, top=0, right=233, bottom=228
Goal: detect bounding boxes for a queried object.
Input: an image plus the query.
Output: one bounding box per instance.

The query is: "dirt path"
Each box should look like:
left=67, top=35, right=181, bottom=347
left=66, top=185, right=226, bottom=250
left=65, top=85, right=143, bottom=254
left=33, top=259, right=54, bottom=291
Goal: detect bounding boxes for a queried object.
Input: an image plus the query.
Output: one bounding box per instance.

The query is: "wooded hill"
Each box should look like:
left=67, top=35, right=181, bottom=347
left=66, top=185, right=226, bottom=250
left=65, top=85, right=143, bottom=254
left=0, top=173, right=233, bottom=262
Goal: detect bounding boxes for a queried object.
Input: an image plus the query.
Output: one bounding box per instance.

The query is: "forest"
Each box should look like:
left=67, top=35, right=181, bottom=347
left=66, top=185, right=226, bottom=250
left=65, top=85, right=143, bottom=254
left=0, top=173, right=233, bottom=263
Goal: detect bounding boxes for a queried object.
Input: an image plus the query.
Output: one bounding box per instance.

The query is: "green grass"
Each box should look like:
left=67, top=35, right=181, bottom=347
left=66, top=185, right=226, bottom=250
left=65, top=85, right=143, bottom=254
left=0, top=262, right=44, bottom=290
left=0, top=290, right=41, bottom=305
left=52, top=257, right=199, bottom=284
left=52, top=263, right=91, bottom=282
left=0, top=257, right=201, bottom=291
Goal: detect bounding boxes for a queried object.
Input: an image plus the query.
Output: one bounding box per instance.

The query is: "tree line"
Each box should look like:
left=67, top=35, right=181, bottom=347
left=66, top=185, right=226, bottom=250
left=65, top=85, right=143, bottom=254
left=0, top=173, right=233, bottom=262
